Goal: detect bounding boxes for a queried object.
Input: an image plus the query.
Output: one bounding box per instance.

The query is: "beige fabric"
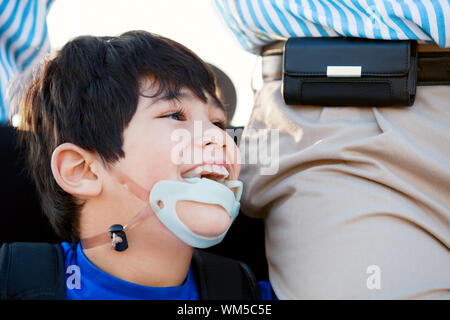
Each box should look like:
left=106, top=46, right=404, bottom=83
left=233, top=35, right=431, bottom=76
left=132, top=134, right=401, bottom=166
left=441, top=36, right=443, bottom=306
left=239, top=81, right=450, bottom=299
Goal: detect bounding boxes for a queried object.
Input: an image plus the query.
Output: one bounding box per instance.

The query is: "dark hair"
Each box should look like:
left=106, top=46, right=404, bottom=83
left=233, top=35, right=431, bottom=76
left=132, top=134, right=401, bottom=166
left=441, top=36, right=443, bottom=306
left=18, top=30, right=223, bottom=242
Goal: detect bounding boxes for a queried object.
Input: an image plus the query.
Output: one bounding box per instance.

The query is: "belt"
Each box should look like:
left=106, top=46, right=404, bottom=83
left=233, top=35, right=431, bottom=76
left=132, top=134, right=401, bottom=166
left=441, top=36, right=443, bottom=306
left=261, top=40, right=450, bottom=86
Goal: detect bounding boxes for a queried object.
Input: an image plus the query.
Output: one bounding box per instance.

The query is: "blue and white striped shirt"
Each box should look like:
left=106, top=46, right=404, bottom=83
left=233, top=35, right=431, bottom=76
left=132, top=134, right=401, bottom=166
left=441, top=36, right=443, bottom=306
left=214, top=0, right=450, bottom=53
left=0, top=0, right=52, bottom=123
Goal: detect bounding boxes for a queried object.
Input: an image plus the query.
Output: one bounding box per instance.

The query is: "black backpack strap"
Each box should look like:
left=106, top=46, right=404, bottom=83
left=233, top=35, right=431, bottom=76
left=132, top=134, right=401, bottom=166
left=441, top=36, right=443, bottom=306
left=192, top=249, right=261, bottom=300
left=0, top=242, right=66, bottom=300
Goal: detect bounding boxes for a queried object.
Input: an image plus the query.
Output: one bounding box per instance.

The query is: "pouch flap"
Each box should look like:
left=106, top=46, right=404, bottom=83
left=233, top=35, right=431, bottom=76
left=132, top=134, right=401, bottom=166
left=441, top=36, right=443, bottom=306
left=284, top=37, right=412, bottom=77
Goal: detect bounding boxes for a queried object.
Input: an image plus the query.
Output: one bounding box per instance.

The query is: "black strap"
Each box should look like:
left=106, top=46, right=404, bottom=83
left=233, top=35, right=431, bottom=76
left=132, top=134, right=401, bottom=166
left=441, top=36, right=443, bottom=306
left=192, top=249, right=262, bottom=300
left=0, top=242, right=65, bottom=300
left=417, top=52, right=450, bottom=86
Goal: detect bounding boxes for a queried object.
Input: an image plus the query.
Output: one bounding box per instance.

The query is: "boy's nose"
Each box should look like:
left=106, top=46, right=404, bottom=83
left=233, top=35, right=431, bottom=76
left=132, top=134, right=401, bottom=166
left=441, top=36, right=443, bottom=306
left=194, top=121, right=226, bottom=149
left=200, top=132, right=226, bottom=155
left=202, top=134, right=223, bottom=147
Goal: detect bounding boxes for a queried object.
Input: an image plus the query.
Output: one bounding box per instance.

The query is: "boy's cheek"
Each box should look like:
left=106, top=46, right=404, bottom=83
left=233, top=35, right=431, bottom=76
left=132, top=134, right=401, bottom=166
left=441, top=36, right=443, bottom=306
left=229, top=156, right=241, bottom=181
left=175, top=201, right=231, bottom=237
left=225, top=136, right=241, bottom=180
left=233, top=161, right=241, bottom=179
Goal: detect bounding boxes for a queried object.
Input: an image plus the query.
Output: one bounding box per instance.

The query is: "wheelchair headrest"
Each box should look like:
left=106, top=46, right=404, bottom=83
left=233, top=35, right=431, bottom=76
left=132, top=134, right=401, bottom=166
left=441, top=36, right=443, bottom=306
left=0, top=125, right=60, bottom=245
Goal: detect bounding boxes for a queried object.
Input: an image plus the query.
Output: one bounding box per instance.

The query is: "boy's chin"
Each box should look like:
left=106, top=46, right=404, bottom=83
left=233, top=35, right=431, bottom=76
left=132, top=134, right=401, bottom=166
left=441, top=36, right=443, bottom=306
left=176, top=201, right=231, bottom=237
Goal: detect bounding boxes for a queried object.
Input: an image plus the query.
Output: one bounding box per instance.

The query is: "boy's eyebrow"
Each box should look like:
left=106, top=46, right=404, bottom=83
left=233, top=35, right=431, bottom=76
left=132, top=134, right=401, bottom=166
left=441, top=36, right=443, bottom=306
left=146, top=90, right=225, bottom=112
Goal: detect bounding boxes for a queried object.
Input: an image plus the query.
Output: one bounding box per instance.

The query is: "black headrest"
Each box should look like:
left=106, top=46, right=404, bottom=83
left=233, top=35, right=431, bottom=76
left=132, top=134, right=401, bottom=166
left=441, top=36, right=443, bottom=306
left=0, top=125, right=60, bottom=245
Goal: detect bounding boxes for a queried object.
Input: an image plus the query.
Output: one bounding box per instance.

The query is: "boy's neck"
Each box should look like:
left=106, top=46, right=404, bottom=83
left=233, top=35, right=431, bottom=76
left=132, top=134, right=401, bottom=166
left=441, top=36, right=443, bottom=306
left=81, top=217, right=194, bottom=287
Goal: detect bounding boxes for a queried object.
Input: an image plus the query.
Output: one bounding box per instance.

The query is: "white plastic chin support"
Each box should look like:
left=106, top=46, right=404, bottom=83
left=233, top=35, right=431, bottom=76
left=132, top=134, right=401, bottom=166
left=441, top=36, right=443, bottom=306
left=149, top=177, right=243, bottom=248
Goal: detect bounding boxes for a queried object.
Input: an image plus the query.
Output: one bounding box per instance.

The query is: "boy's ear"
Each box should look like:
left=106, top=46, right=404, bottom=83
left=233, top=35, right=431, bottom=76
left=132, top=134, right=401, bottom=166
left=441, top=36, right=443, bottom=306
left=51, top=143, right=102, bottom=198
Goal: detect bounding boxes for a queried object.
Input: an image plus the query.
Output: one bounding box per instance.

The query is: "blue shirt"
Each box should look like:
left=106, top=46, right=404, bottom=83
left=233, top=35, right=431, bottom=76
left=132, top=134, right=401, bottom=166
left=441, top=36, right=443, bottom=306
left=214, top=0, right=450, bottom=52
left=61, top=242, right=275, bottom=300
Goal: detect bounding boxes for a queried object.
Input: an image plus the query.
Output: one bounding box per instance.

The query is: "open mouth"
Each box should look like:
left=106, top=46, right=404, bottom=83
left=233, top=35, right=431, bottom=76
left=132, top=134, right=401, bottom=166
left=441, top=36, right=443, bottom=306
left=182, top=164, right=230, bottom=184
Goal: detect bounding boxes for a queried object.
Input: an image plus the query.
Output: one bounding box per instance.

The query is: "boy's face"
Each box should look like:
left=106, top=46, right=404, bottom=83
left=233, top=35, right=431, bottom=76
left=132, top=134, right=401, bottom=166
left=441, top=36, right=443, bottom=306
left=112, top=79, right=241, bottom=239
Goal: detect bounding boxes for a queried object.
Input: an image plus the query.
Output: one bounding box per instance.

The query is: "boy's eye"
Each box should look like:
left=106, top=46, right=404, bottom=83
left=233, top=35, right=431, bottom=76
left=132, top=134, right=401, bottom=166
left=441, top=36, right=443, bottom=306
left=162, top=106, right=186, bottom=121
left=166, top=112, right=184, bottom=121
left=161, top=107, right=226, bottom=130
left=213, top=121, right=226, bottom=130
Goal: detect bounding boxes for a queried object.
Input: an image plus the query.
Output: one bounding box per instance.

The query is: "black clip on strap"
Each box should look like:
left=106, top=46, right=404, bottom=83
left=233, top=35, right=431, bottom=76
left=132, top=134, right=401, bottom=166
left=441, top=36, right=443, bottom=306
left=109, top=224, right=128, bottom=252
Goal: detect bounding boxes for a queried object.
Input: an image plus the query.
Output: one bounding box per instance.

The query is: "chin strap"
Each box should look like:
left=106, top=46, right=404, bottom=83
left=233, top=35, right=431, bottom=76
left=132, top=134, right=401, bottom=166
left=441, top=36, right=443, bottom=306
left=80, top=166, right=152, bottom=252
left=80, top=205, right=152, bottom=251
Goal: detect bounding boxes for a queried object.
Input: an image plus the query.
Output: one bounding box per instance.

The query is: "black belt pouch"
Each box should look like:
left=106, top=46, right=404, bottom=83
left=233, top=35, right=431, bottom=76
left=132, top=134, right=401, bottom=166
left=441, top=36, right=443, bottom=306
left=282, top=37, right=417, bottom=106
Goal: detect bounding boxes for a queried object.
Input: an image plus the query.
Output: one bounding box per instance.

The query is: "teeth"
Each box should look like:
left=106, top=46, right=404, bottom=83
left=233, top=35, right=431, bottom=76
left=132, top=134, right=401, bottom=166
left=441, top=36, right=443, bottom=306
left=182, top=164, right=230, bottom=181
left=218, top=166, right=229, bottom=177
left=182, top=166, right=203, bottom=178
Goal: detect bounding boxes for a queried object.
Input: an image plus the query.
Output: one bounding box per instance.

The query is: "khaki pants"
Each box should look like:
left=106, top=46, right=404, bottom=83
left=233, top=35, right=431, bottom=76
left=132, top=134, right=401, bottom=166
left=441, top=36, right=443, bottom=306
left=239, top=81, right=450, bottom=299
